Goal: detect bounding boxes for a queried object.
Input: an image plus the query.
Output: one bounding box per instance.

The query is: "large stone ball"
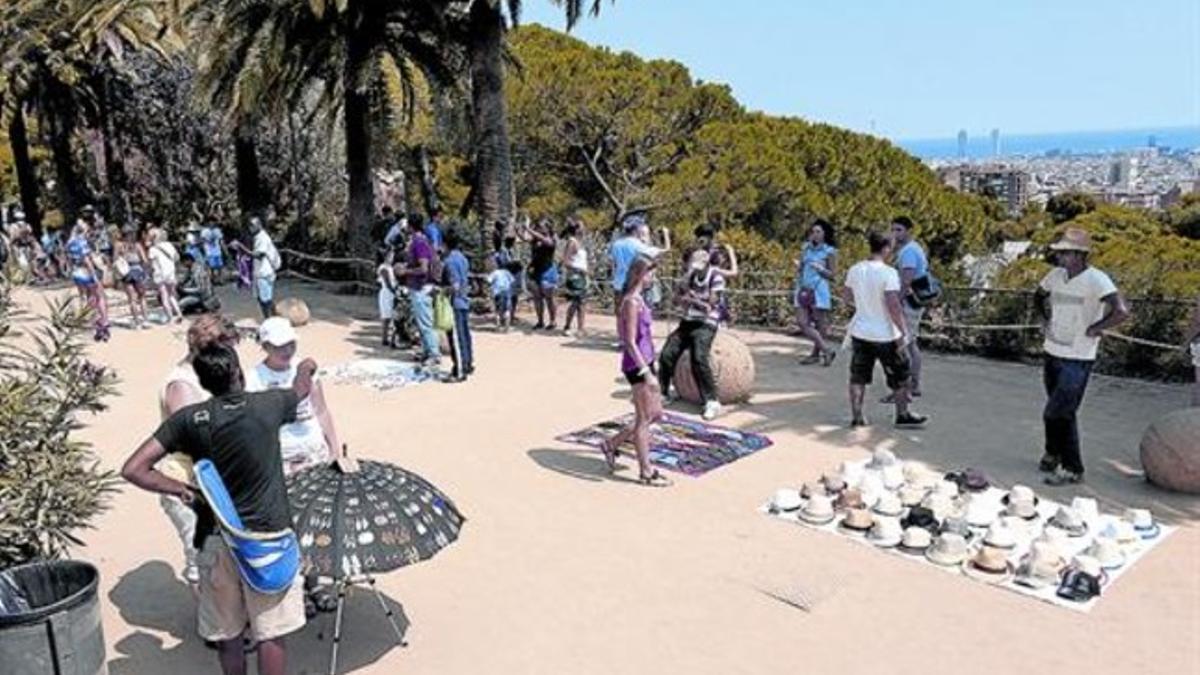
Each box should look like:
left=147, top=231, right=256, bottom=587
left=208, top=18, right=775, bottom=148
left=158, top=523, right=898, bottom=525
left=277, top=298, right=311, bottom=327
left=672, top=330, right=755, bottom=404
left=1140, top=408, right=1200, bottom=494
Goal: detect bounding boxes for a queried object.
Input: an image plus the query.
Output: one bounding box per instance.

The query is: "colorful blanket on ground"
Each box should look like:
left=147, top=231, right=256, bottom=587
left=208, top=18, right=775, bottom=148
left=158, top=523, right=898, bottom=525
left=321, top=358, right=434, bottom=391
left=557, top=413, right=773, bottom=476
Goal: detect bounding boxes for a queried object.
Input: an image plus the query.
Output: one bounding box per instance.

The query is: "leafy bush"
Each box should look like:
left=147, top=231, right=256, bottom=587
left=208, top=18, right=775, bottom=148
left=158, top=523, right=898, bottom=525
left=0, top=277, right=119, bottom=567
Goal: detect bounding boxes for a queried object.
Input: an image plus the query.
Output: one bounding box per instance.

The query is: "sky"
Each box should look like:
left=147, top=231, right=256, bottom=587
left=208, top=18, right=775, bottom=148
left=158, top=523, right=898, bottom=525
left=522, top=0, right=1200, bottom=140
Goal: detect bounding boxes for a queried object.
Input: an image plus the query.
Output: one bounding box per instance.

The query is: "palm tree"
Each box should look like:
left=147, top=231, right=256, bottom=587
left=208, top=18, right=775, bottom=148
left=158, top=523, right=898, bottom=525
left=456, top=1, right=607, bottom=229
left=190, top=0, right=454, bottom=254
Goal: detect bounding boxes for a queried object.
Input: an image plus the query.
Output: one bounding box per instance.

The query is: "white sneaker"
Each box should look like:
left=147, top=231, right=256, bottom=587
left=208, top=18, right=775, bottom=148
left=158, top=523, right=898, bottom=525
left=702, top=400, right=722, bottom=421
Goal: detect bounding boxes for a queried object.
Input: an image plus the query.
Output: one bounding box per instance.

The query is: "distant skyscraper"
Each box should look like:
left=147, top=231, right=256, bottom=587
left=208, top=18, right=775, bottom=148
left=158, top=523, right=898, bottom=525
left=990, top=128, right=1001, bottom=157
left=957, top=129, right=968, bottom=158
left=1147, top=134, right=1157, bottom=148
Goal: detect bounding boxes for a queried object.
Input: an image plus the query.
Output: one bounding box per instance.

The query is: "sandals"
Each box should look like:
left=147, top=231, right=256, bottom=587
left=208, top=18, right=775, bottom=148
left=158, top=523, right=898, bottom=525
left=600, top=439, right=619, bottom=473
left=638, top=469, right=673, bottom=488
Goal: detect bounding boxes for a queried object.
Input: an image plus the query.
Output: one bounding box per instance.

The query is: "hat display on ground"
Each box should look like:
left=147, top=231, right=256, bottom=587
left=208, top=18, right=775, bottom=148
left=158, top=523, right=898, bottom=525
left=1082, top=536, right=1126, bottom=570
left=1047, top=506, right=1088, bottom=537
left=866, top=448, right=898, bottom=470
left=770, top=488, right=803, bottom=514
left=1122, top=508, right=1160, bottom=539
left=982, top=522, right=1019, bottom=550
left=868, top=516, right=904, bottom=548
left=962, top=546, right=1016, bottom=584
left=1069, top=497, right=1100, bottom=522
left=872, top=491, right=904, bottom=518
left=1014, top=541, right=1067, bottom=590
left=925, top=532, right=970, bottom=566
left=901, top=506, right=939, bottom=533
left=799, top=494, right=837, bottom=525
left=834, top=488, right=865, bottom=512
left=838, top=507, right=874, bottom=533
left=898, top=526, right=934, bottom=554
left=880, top=463, right=905, bottom=491
left=898, top=484, right=927, bottom=507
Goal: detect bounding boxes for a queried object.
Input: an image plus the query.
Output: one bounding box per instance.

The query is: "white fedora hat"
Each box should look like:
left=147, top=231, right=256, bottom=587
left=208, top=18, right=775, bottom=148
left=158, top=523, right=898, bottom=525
left=1069, top=554, right=1105, bottom=580
left=866, top=448, right=898, bottom=470
left=880, top=464, right=905, bottom=491
left=932, top=479, right=960, bottom=500
left=962, top=546, right=1015, bottom=585
left=920, top=493, right=957, bottom=522
left=925, top=532, right=970, bottom=566
left=1047, top=506, right=1088, bottom=537
left=902, top=461, right=937, bottom=490
left=1014, top=541, right=1067, bottom=590
left=769, top=488, right=803, bottom=514
left=858, top=473, right=886, bottom=509
left=867, top=516, right=904, bottom=548
left=1069, top=497, right=1100, bottom=522
left=1083, top=535, right=1126, bottom=570
left=1122, top=508, right=1160, bottom=539
left=898, top=484, right=927, bottom=508
left=836, top=461, right=864, bottom=489
left=963, top=497, right=1000, bottom=529
left=838, top=507, right=874, bottom=534
left=872, top=491, right=904, bottom=518
left=1100, top=520, right=1139, bottom=547
left=898, top=526, right=934, bottom=554
left=982, top=521, right=1018, bottom=550
left=799, top=494, right=836, bottom=525
left=1034, top=527, right=1070, bottom=559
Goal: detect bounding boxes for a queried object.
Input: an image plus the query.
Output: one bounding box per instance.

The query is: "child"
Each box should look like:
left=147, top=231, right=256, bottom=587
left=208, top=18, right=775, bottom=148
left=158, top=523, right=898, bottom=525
left=487, top=259, right=516, bottom=331
left=377, top=248, right=399, bottom=347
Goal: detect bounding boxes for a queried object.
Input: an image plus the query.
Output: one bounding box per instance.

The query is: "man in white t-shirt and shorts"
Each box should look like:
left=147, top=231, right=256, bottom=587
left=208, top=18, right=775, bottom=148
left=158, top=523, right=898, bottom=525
left=1034, top=228, right=1129, bottom=486
left=842, top=231, right=928, bottom=428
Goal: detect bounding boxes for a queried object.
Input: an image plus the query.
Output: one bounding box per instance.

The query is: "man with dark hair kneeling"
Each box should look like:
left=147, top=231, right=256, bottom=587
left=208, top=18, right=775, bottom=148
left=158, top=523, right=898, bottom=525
left=122, top=344, right=317, bottom=675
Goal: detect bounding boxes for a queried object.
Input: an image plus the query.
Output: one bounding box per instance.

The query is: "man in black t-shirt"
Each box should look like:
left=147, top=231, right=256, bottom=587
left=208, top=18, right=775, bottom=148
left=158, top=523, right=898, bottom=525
left=122, top=344, right=317, bottom=675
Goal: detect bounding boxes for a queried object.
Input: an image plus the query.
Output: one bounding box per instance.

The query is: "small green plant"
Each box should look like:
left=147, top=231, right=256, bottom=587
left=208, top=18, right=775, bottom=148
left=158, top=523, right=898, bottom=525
left=0, top=276, right=119, bottom=568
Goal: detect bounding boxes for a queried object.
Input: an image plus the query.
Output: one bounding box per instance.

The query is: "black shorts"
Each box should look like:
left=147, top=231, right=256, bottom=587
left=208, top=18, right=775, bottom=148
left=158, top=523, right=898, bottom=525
left=849, top=338, right=911, bottom=390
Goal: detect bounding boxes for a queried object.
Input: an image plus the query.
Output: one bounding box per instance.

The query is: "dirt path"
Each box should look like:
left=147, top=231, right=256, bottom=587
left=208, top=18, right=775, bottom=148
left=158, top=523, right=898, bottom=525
left=18, top=280, right=1197, bottom=675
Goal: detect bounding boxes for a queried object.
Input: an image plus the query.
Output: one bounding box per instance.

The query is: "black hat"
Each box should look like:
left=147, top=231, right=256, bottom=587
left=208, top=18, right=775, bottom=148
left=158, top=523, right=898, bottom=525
left=1055, top=569, right=1102, bottom=603
left=901, top=506, right=939, bottom=533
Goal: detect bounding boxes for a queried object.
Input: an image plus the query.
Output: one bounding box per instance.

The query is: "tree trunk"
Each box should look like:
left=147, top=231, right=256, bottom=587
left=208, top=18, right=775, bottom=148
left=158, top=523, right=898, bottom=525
left=45, top=103, right=89, bottom=227
left=234, top=118, right=266, bottom=222
left=468, top=1, right=515, bottom=229
left=413, top=144, right=440, bottom=214
left=97, top=71, right=130, bottom=225
left=8, top=107, right=42, bottom=235
left=343, top=37, right=376, bottom=257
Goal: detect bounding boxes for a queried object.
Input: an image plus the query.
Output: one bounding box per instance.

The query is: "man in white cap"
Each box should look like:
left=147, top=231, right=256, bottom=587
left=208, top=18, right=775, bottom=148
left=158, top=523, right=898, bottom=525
left=1034, top=227, right=1129, bottom=486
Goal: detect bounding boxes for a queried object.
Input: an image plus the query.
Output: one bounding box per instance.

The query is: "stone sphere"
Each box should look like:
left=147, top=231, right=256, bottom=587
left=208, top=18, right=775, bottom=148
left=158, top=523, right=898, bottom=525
left=1140, top=408, right=1200, bottom=494
left=278, top=297, right=311, bottom=327
left=672, top=330, right=755, bottom=405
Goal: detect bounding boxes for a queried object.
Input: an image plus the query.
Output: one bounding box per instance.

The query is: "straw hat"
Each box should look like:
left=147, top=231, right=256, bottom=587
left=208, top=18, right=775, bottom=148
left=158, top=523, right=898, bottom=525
left=800, top=482, right=827, bottom=500
left=902, top=461, right=937, bottom=490
left=962, top=546, right=1015, bottom=584
left=1069, top=497, right=1100, bottom=522
left=901, top=506, right=939, bottom=533
left=920, top=493, right=957, bottom=522
left=1048, top=227, right=1092, bottom=253
left=1100, top=520, right=1139, bottom=547
left=872, top=491, right=904, bottom=518
left=963, top=497, right=1000, bottom=529
left=1122, top=508, right=1160, bottom=539
left=1082, top=535, right=1126, bottom=570
left=898, top=484, right=927, bottom=508
left=834, top=488, right=865, bottom=512
left=868, top=516, right=904, bottom=548
left=1014, top=541, right=1067, bottom=590
left=866, top=448, right=898, bottom=470
left=838, top=507, right=874, bottom=533
left=1047, top=506, right=1088, bottom=537
left=799, top=494, right=837, bottom=525
left=982, top=522, right=1018, bottom=550
left=769, top=488, right=803, bottom=514
left=880, top=464, right=905, bottom=491
left=898, top=526, right=934, bottom=554
left=820, top=472, right=847, bottom=495
left=925, top=532, right=970, bottom=566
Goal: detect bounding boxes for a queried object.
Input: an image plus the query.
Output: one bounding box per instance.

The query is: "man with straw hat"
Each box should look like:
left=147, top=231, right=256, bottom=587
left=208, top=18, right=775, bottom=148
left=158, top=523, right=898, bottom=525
left=1034, top=227, right=1129, bottom=486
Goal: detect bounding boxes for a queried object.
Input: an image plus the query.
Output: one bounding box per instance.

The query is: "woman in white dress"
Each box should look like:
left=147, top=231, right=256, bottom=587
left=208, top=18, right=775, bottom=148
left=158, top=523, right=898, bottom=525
left=377, top=247, right=398, bottom=347
left=147, top=226, right=184, bottom=323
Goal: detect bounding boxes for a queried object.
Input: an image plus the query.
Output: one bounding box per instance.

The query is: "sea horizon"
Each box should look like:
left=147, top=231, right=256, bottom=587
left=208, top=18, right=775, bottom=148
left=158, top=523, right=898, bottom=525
left=896, top=124, right=1200, bottom=160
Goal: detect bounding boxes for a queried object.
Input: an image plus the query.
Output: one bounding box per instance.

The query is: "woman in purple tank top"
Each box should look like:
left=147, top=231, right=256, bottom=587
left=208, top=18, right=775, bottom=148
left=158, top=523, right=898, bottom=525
left=602, top=255, right=671, bottom=487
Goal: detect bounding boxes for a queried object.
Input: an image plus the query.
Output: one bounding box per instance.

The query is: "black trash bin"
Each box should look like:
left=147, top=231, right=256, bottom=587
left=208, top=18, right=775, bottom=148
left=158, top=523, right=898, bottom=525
left=0, top=560, right=107, bottom=675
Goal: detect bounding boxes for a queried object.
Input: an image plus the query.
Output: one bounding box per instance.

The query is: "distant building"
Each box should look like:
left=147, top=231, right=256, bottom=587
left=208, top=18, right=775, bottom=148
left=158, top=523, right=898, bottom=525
left=990, top=128, right=1001, bottom=157
left=957, top=129, right=968, bottom=159
left=1108, top=156, right=1137, bottom=188
left=1095, top=189, right=1159, bottom=210
left=940, top=164, right=1029, bottom=215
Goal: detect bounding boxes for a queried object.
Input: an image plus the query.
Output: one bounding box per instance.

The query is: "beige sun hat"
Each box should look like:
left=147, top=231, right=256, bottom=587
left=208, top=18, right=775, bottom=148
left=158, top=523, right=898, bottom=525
left=799, top=494, right=837, bottom=525
left=867, top=516, right=904, bottom=548
left=982, top=521, right=1019, bottom=550
left=838, top=507, right=875, bottom=534
left=872, top=491, right=904, bottom=518
left=1048, top=227, right=1092, bottom=253
left=834, top=488, right=865, bottom=512
left=898, top=526, right=934, bottom=554
left=1014, top=541, right=1067, bottom=590
left=1034, top=527, right=1070, bottom=559
left=898, top=484, right=927, bottom=508
left=1083, top=535, right=1127, bottom=570
left=800, top=482, right=827, bottom=500
left=925, top=532, right=970, bottom=566
left=962, top=546, right=1016, bottom=584
left=1070, top=497, right=1100, bottom=522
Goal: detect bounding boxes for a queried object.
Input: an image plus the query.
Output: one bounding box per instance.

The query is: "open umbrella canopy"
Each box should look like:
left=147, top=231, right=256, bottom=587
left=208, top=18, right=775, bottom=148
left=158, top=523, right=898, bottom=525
left=286, top=459, right=465, bottom=580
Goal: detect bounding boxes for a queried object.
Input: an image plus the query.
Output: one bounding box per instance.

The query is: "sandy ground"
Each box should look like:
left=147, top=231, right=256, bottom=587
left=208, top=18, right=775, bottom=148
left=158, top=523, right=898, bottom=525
left=12, top=279, right=1199, bottom=675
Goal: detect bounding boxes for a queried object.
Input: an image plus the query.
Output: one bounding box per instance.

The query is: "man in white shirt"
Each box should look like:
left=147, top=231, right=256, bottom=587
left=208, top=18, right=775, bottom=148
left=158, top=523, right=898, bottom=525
left=249, top=217, right=281, bottom=318
left=1034, top=228, right=1129, bottom=486
left=842, top=231, right=927, bottom=428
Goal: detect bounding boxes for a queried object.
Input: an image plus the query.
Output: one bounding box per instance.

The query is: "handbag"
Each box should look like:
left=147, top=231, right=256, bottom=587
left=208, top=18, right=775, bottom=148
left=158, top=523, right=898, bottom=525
left=433, top=293, right=454, bottom=331
left=909, top=273, right=943, bottom=307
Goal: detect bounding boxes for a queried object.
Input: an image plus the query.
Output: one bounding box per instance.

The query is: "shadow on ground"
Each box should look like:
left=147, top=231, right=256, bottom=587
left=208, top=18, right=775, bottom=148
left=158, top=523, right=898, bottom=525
left=108, top=560, right=410, bottom=675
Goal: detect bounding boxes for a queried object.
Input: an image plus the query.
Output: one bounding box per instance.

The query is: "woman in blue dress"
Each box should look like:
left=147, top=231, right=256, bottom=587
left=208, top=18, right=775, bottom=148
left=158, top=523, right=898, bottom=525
left=794, top=219, right=838, bottom=365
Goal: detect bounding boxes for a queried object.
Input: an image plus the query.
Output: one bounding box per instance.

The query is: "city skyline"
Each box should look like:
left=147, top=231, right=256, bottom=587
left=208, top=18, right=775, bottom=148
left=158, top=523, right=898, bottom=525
left=523, top=0, right=1200, bottom=140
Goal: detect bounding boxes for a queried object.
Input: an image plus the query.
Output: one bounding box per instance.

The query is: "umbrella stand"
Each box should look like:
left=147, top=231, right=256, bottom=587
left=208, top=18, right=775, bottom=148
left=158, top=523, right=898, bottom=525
left=322, top=574, right=407, bottom=675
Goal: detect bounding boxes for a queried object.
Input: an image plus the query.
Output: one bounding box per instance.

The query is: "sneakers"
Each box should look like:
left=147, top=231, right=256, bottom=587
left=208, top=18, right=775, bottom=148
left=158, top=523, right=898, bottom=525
left=1044, top=468, right=1083, bottom=486
left=894, top=412, right=928, bottom=428
left=702, top=400, right=722, bottom=421
left=821, top=349, right=838, bottom=367
left=1038, top=454, right=1060, bottom=473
